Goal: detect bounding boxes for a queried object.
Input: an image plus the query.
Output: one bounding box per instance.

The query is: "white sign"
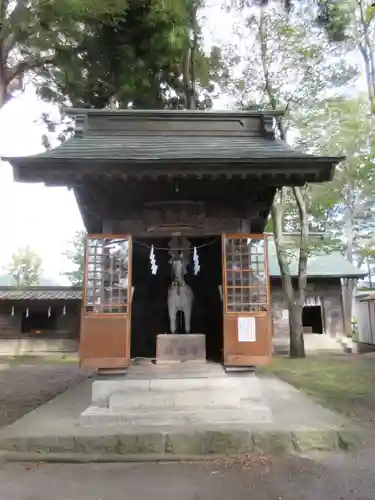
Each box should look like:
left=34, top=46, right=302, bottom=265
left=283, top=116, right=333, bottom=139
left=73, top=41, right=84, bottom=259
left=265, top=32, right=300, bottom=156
left=282, top=309, right=289, bottom=320
left=238, top=317, right=256, bottom=342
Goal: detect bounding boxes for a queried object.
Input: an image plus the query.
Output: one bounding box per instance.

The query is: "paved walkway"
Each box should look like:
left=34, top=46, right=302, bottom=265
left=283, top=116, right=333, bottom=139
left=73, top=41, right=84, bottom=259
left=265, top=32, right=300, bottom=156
left=0, top=362, right=361, bottom=456
left=1, top=452, right=374, bottom=499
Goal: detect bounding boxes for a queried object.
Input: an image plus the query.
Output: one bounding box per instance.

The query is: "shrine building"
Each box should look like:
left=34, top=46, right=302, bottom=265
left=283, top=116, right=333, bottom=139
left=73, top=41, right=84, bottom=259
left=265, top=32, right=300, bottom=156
left=5, top=109, right=342, bottom=370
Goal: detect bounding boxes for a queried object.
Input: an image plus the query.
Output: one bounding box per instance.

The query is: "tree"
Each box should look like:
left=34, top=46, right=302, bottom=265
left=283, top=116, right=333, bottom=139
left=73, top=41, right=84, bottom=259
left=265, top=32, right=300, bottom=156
left=62, top=230, right=86, bottom=286
left=224, top=1, right=356, bottom=356
left=5, top=245, right=43, bottom=287
left=34, top=0, right=227, bottom=147
left=0, top=0, right=130, bottom=109
left=230, top=0, right=351, bottom=42
left=293, top=97, right=375, bottom=331
left=32, top=0, right=225, bottom=111
left=345, top=0, right=375, bottom=113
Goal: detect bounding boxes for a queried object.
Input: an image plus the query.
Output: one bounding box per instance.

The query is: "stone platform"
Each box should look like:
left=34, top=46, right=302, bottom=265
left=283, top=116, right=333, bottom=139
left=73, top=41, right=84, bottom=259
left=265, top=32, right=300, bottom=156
left=156, top=334, right=206, bottom=364
left=0, top=361, right=363, bottom=458
left=80, top=361, right=271, bottom=426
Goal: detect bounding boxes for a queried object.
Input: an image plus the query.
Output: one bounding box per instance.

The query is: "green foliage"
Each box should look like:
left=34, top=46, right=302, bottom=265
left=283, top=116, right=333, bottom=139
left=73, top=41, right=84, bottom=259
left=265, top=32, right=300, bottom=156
left=316, top=0, right=350, bottom=42
left=3, top=0, right=223, bottom=111
left=295, top=97, right=375, bottom=261
left=364, top=3, right=375, bottom=24
left=33, top=0, right=223, bottom=110
left=228, top=0, right=351, bottom=42
left=5, top=246, right=43, bottom=287
left=62, top=230, right=86, bottom=286
left=0, top=0, right=129, bottom=106
left=225, top=3, right=356, bottom=116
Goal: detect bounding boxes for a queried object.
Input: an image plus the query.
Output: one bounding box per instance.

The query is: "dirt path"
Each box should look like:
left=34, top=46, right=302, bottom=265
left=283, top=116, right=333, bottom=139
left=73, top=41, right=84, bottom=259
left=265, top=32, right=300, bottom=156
left=0, top=363, right=89, bottom=427
left=0, top=452, right=374, bottom=500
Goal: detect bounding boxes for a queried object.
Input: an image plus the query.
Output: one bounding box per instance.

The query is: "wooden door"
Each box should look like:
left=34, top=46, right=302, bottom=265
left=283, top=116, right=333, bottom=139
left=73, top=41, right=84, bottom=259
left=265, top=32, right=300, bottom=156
left=222, top=234, right=272, bottom=367
left=79, top=234, right=132, bottom=369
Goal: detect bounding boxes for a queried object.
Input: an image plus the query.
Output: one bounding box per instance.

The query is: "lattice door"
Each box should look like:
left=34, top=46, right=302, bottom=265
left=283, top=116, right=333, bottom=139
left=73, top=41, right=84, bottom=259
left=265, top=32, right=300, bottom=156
left=221, top=234, right=271, bottom=367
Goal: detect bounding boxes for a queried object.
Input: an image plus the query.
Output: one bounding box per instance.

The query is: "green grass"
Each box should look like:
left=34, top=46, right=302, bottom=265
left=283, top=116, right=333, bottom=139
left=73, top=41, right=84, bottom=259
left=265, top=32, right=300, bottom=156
left=262, top=355, right=375, bottom=419
left=0, top=355, right=78, bottom=366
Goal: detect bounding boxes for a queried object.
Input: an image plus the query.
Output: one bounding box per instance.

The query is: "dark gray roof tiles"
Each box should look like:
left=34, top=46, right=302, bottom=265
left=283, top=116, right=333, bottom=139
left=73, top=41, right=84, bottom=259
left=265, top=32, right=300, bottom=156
left=14, top=136, right=333, bottom=163
left=8, top=135, right=342, bottom=162
left=4, top=109, right=343, bottom=165
left=0, top=287, right=82, bottom=301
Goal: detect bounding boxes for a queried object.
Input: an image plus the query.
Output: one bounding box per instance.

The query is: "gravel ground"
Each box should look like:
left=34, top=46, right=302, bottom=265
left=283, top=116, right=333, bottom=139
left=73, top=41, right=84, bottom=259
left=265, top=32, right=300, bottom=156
left=0, top=452, right=375, bottom=500
left=0, top=363, right=89, bottom=427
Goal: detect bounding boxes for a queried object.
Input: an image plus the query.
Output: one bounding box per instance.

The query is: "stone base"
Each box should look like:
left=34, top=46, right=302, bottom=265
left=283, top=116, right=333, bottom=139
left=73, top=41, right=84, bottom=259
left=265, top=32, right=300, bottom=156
left=156, top=334, right=206, bottom=364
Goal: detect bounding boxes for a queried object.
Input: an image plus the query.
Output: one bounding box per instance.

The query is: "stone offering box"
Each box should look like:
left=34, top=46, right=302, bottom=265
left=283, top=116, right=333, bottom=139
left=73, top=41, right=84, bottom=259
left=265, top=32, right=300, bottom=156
left=156, top=334, right=206, bottom=364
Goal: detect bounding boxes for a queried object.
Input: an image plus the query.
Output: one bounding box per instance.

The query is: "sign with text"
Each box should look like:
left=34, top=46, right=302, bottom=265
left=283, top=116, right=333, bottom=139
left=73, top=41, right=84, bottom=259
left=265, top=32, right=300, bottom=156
left=238, top=317, right=256, bottom=342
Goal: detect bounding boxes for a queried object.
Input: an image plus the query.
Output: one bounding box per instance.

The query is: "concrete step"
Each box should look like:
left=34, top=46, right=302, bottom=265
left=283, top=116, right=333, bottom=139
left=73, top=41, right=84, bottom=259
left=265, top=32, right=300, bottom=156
left=92, top=376, right=262, bottom=406
left=80, top=404, right=273, bottom=427
left=109, top=388, right=240, bottom=411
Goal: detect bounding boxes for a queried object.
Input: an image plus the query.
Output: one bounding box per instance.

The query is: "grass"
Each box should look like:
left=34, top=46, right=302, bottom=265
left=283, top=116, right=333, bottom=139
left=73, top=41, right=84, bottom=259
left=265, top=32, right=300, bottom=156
left=262, top=354, right=375, bottom=422
left=0, top=355, right=78, bottom=366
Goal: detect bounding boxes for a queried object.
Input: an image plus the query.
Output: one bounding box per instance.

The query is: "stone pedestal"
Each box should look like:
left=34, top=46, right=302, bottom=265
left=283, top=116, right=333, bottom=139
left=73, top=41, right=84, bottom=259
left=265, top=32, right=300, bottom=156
left=156, top=334, right=206, bottom=364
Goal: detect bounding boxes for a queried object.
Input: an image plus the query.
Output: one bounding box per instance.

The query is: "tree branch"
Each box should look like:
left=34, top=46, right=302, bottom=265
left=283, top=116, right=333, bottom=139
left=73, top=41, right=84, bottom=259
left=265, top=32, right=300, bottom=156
left=5, top=55, right=54, bottom=85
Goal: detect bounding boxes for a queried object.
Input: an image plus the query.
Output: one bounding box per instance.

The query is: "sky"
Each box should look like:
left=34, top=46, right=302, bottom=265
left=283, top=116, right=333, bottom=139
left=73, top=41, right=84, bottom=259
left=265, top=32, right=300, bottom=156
left=0, top=93, right=84, bottom=283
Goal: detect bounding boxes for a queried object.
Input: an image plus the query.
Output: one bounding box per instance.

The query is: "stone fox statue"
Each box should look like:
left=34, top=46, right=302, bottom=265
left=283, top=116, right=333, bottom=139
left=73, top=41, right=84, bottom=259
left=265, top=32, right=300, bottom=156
left=167, top=254, right=194, bottom=334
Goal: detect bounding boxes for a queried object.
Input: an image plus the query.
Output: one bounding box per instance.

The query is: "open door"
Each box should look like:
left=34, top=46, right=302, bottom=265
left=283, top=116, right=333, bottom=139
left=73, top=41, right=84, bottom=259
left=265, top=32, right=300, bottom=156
left=79, top=234, right=132, bottom=369
left=222, top=234, right=271, bottom=367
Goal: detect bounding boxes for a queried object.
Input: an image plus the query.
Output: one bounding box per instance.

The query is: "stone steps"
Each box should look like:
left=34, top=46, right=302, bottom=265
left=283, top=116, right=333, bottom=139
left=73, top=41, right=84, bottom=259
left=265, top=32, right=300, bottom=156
left=80, top=404, right=273, bottom=427
left=92, top=375, right=262, bottom=406
left=109, top=388, right=240, bottom=411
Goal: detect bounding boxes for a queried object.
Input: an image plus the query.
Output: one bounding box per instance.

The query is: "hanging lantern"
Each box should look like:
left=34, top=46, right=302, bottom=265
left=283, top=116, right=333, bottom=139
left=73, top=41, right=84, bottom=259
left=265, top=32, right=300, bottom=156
left=62, top=305, right=67, bottom=316
left=11, top=306, right=15, bottom=316
left=48, top=306, right=51, bottom=318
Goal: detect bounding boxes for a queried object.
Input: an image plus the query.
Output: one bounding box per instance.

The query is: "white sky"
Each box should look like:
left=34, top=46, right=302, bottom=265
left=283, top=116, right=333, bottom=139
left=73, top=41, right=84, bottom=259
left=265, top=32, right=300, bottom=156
left=0, top=2, right=364, bottom=283
left=0, top=92, right=85, bottom=283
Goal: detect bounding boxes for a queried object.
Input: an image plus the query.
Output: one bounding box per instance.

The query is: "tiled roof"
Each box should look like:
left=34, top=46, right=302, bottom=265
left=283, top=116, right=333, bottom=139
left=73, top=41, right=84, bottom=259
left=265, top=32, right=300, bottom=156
left=360, top=293, right=375, bottom=301
left=11, top=136, right=333, bottom=163
left=4, top=109, right=343, bottom=166
left=267, top=241, right=367, bottom=278
left=0, top=287, right=82, bottom=301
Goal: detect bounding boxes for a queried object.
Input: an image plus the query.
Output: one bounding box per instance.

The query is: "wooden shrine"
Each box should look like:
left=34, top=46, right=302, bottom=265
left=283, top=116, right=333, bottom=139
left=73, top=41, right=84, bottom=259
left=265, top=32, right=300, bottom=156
left=6, top=109, right=342, bottom=369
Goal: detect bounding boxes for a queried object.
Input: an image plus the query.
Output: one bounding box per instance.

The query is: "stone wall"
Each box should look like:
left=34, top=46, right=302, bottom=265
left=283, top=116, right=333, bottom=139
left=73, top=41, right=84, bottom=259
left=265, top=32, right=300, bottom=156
left=271, top=278, right=344, bottom=338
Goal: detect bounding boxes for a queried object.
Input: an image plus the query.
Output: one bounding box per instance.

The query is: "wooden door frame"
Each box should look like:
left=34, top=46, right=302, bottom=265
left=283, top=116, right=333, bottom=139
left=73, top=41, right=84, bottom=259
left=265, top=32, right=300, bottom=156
left=79, top=234, right=133, bottom=369
left=221, top=233, right=272, bottom=367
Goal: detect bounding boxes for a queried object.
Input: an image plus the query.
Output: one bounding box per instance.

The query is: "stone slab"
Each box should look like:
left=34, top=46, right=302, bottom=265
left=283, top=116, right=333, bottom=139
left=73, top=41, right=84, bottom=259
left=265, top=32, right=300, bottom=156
left=156, top=334, right=206, bottom=364
left=79, top=404, right=273, bottom=427
left=109, top=388, right=240, bottom=411
left=91, top=363, right=263, bottom=407
left=0, top=428, right=363, bottom=457
left=0, top=364, right=363, bottom=458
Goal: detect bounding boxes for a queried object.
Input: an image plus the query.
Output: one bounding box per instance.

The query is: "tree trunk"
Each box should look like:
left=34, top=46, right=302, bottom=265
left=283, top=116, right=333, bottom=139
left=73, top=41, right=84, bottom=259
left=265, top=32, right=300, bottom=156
left=271, top=191, right=306, bottom=358
left=342, top=277, right=356, bottom=334
left=189, top=2, right=198, bottom=110
left=0, top=53, right=5, bottom=109
left=358, top=0, right=375, bottom=113
left=367, top=257, right=372, bottom=287
left=342, top=191, right=355, bottom=334
left=260, top=1, right=308, bottom=358
left=289, top=302, right=305, bottom=358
